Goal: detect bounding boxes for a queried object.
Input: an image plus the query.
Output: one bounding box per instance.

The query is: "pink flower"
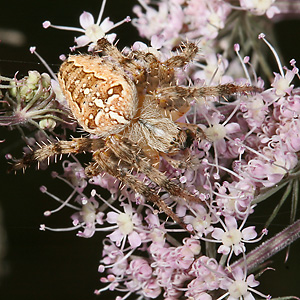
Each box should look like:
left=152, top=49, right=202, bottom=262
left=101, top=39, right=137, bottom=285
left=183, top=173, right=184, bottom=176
left=184, top=204, right=214, bottom=236
left=239, top=0, right=279, bottom=18
left=127, top=258, right=153, bottom=281
left=278, top=119, right=300, bottom=152
left=72, top=198, right=104, bottom=238
left=271, top=69, right=295, bottom=97
left=133, top=1, right=184, bottom=48
left=221, top=267, right=261, bottom=300
left=106, top=204, right=143, bottom=248
left=62, top=160, right=87, bottom=191
left=43, top=0, right=130, bottom=50
left=183, top=0, right=231, bottom=40
left=215, top=180, right=255, bottom=218
left=142, top=278, right=162, bottom=298
left=202, top=111, right=242, bottom=157
left=74, top=11, right=117, bottom=48
left=186, top=256, right=224, bottom=298
left=193, top=53, right=230, bottom=85
left=212, top=216, right=257, bottom=255
left=246, top=148, right=297, bottom=187
left=100, top=242, right=128, bottom=276
left=241, top=93, right=269, bottom=128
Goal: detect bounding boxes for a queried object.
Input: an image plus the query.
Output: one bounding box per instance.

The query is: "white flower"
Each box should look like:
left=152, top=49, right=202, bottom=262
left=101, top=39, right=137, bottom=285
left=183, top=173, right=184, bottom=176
left=212, top=216, right=257, bottom=256
left=43, top=0, right=130, bottom=50
left=220, top=267, right=263, bottom=300
left=240, top=0, right=279, bottom=18
left=106, top=204, right=142, bottom=249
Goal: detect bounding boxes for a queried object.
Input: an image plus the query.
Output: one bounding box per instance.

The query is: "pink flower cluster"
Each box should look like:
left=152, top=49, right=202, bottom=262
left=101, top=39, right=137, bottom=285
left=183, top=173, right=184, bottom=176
left=132, top=0, right=279, bottom=49
left=1, top=1, right=299, bottom=300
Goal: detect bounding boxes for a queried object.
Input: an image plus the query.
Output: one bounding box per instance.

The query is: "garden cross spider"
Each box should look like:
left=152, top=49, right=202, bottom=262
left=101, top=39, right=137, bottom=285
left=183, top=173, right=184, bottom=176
left=12, top=38, right=256, bottom=230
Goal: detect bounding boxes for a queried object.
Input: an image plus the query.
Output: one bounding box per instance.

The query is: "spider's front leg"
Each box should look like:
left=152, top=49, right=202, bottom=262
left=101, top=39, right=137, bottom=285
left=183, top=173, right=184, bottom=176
left=95, top=38, right=199, bottom=88
left=85, top=145, right=192, bottom=232
left=155, top=82, right=262, bottom=125
left=105, top=136, right=204, bottom=206
left=155, top=84, right=260, bottom=105
left=164, top=42, right=199, bottom=68
left=95, top=38, right=147, bottom=85
left=11, top=137, right=105, bottom=171
left=153, top=86, right=206, bottom=143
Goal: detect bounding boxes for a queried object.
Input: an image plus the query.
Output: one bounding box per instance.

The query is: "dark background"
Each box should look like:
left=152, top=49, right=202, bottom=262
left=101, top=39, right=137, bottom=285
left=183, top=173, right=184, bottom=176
left=0, top=1, right=300, bottom=299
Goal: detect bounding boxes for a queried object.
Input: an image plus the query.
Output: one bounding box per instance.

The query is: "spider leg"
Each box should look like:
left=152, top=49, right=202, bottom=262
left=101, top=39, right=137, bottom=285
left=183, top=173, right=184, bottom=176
left=176, top=122, right=206, bottom=141
left=151, top=42, right=198, bottom=87
left=163, top=42, right=199, bottom=68
left=160, top=152, right=198, bottom=170
left=155, top=84, right=260, bottom=103
left=106, top=136, right=203, bottom=205
left=11, top=137, right=105, bottom=171
left=158, top=91, right=191, bottom=121
left=96, top=38, right=166, bottom=92
left=90, top=146, right=192, bottom=231
left=95, top=38, right=199, bottom=90
left=95, top=38, right=147, bottom=85
left=155, top=83, right=261, bottom=121
left=95, top=38, right=124, bottom=60
left=96, top=37, right=161, bottom=71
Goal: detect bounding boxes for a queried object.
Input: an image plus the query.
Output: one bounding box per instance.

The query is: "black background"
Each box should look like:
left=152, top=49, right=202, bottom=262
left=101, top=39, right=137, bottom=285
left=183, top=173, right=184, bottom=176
left=0, top=1, right=300, bottom=299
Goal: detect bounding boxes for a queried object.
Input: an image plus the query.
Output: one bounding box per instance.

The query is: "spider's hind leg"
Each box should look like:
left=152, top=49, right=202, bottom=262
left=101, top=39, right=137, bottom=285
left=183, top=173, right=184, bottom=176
left=106, top=136, right=203, bottom=205
left=89, top=146, right=191, bottom=231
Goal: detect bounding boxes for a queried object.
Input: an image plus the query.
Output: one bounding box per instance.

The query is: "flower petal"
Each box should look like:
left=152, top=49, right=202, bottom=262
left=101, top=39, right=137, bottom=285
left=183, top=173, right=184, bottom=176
left=225, top=216, right=237, bottom=229
left=74, top=35, right=91, bottom=47
left=106, top=211, right=119, bottom=224
left=128, top=231, right=142, bottom=248
left=100, top=17, right=114, bottom=32
left=79, top=11, right=95, bottom=29
left=107, top=229, right=123, bottom=246
left=211, top=227, right=224, bottom=240
left=246, top=274, right=260, bottom=287
left=242, top=226, right=257, bottom=240
left=105, top=33, right=117, bottom=43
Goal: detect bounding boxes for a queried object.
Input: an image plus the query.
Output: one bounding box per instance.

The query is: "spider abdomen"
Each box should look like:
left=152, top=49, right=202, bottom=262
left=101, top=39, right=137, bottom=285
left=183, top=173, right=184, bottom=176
left=58, top=54, right=138, bottom=137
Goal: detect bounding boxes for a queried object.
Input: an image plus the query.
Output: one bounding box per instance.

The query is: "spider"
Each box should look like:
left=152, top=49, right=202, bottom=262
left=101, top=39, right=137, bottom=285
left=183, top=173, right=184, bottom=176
left=12, top=38, right=256, bottom=231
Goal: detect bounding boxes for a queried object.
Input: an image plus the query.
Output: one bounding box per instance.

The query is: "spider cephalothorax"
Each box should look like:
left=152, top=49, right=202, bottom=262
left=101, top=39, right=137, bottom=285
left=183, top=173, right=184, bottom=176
left=12, top=38, right=256, bottom=230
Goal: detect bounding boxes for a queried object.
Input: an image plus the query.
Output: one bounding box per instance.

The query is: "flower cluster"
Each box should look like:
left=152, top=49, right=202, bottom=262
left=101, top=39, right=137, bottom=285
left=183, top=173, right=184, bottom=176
left=1, top=1, right=300, bottom=300
left=0, top=71, right=67, bottom=136
left=132, top=0, right=279, bottom=49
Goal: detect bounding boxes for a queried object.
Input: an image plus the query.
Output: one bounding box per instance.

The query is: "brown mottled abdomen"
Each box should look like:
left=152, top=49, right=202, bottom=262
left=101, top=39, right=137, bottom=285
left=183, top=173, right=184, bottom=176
left=58, top=55, right=138, bottom=137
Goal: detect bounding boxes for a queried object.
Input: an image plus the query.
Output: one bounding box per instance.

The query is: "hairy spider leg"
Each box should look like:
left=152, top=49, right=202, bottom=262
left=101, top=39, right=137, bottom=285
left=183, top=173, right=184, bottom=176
left=11, top=138, right=105, bottom=171
left=154, top=84, right=260, bottom=104
left=105, top=135, right=203, bottom=205
left=11, top=134, right=199, bottom=231
left=85, top=144, right=193, bottom=232
left=95, top=38, right=147, bottom=87
left=95, top=38, right=199, bottom=87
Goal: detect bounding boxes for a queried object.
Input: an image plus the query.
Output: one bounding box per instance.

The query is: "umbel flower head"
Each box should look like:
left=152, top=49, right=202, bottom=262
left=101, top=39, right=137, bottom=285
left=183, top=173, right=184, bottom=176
left=1, top=0, right=300, bottom=300
left=0, top=71, right=67, bottom=134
